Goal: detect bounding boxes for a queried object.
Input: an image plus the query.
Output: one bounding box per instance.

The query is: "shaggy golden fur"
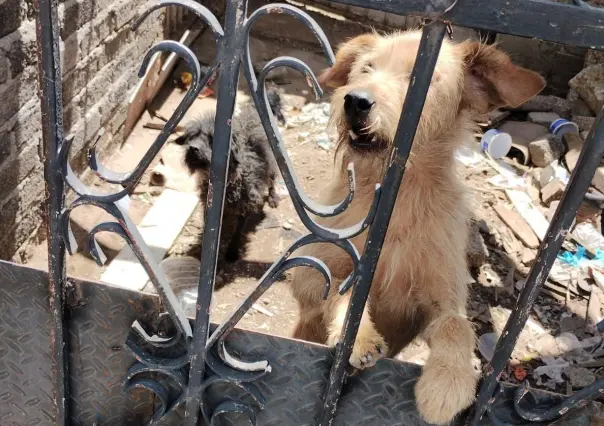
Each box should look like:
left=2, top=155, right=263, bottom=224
left=289, top=30, right=545, bottom=425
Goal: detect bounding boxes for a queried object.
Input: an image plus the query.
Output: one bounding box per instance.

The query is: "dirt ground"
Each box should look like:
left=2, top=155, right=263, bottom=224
left=20, top=24, right=604, bottom=401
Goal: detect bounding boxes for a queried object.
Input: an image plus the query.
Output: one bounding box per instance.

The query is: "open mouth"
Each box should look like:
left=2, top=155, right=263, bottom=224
left=348, top=129, right=378, bottom=150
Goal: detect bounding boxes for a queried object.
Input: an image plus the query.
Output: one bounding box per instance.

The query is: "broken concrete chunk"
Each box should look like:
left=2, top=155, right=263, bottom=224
left=499, top=121, right=549, bottom=165
left=528, top=134, right=565, bottom=167
left=467, top=224, right=488, bottom=268
left=572, top=115, right=596, bottom=132
left=569, top=64, right=604, bottom=115
left=527, top=111, right=560, bottom=126
left=521, top=247, right=536, bottom=266
left=577, top=199, right=602, bottom=224
left=563, top=132, right=584, bottom=172
left=568, top=88, right=594, bottom=117
left=564, top=366, right=596, bottom=389
left=585, top=49, right=604, bottom=68
left=514, top=95, right=571, bottom=117
left=541, top=178, right=565, bottom=205
left=573, top=222, right=604, bottom=255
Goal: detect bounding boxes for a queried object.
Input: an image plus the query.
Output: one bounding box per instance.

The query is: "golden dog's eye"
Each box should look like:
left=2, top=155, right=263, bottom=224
left=362, top=62, right=374, bottom=73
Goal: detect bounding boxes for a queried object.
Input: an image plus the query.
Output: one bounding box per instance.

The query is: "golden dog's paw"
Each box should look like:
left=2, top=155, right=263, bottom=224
left=348, top=329, right=387, bottom=369
left=415, top=356, right=478, bottom=425
left=328, top=326, right=387, bottom=369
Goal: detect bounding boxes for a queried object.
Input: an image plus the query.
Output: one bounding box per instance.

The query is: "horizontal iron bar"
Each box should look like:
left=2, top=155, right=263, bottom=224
left=327, top=0, right=604, bottom=50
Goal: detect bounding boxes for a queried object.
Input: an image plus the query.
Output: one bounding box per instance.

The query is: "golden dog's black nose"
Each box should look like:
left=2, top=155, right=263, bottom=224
left=344, top=90, right=375, bottom=131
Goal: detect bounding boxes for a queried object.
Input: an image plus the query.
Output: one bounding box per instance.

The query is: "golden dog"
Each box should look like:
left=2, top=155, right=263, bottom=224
left=289, top=30, right=545, bottom=424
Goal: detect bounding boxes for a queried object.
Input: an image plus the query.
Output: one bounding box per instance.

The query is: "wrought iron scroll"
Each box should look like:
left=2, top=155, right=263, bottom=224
left=34, top=0, right=604, bottom=423
left=182, top=1, right=382, bottom=424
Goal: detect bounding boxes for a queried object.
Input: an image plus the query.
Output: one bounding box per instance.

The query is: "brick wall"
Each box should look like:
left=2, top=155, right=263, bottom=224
left=0, top=0, right=168, bottom=260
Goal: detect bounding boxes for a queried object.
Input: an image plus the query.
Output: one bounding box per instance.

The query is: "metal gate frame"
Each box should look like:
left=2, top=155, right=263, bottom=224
left=24, top=0, right=604, bottom=424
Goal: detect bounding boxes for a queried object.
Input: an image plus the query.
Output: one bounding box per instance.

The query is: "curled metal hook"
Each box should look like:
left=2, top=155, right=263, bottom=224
left=201, top=376, right=265, bottom=426
left=514, top=380, right=604, bottom=422
left=88, top=41, right=207, bottom=188
left=252, top=59, right=383, bottom=241
left=243, top=3, right=334, bottom=91
left=123, top=378, right=170, bottom=424
left=60, top=197, right=192, bottom=338
left=207, top=234, right=363, bottom=350
left=125, top=331, right=190, bottom=370
left=132, top=0, right=224, bottom=37
left=125, top=362, right=187, bottom=392
left=123, top=363, right=189, bottom=425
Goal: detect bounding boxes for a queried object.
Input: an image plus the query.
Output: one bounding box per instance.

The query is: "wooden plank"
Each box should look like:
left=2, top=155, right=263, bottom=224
left=100, top=189, right=198, bottom=291
left=124, top=51, right=162, bottom=138
left=493, top=202, right=540, bottom=249
left=505, top=189, right=550, bottom=242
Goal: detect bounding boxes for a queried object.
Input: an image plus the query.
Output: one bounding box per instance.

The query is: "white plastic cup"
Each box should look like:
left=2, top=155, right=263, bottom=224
left=549, top=118, right=579, bottom=138
left=480, top=129, right=512, bottom=159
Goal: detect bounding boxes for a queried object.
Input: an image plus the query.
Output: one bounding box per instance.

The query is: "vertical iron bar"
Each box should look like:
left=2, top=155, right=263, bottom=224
left=34, top=0, right=69, bottom=423
left=184, top=1, right=246, bottom=424
left=319, top=23, right=447, bottom=425
left=472, top=109, right=604, bottom=424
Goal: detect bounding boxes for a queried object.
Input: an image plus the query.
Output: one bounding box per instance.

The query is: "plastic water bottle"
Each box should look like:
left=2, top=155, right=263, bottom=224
left=480, top=129, right=512, bottom=159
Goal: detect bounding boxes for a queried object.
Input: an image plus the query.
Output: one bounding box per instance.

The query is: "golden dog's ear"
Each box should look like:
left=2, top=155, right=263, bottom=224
left=319, top=34, right=377, bottom=88
left=460, top=42, right=546, bottom=114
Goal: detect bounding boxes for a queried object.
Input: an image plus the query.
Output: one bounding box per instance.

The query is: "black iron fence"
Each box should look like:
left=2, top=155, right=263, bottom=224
left=24, top=0, right=604, bottom=424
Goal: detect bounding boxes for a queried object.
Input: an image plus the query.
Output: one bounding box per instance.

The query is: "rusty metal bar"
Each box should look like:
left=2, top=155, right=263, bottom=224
left=34, top=0, right=69, bottom=423
left=184, top=1, right=247, bottom=424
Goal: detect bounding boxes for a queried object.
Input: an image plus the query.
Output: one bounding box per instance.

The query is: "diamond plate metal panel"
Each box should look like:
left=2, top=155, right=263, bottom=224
left=0, top=261, right=593, bottom=425
left=0, top=261, right=158, bottom=426
left=206, top=329, right=432, bottom=426
left=67, top=275, right=160, bottom=425
left=0, top=260, right=55, bottom=426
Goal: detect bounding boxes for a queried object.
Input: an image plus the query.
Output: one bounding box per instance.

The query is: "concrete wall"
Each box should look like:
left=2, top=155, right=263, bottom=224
left=0, top=0, right=168, bottom=260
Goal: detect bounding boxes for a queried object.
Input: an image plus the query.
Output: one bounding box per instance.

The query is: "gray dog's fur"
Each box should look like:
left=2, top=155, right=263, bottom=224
left=174, top=102, right=281, bottom=270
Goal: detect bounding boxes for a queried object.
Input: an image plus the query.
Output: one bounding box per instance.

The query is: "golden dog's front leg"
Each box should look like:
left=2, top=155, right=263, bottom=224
left=415, top=312, right=478, bottom=425
left=325, top=292, right=388, bottom=369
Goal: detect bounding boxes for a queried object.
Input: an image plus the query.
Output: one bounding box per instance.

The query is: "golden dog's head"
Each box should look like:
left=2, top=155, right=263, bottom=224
left=320, top=31, right=545, bottom=159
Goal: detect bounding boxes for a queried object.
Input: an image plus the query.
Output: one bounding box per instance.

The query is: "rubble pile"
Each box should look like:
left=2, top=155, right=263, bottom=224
left=461, top=49, right=604, bottom=395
